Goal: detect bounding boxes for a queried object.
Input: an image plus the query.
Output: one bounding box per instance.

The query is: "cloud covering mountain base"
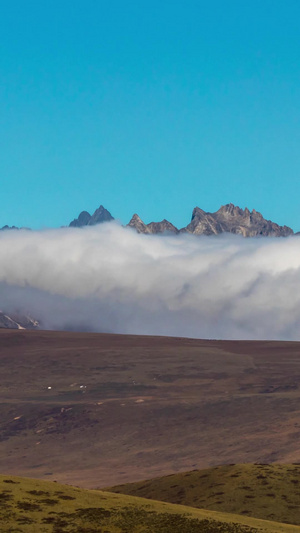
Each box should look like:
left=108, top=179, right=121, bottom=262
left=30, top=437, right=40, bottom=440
left=1, top=223, right=300, bottom=340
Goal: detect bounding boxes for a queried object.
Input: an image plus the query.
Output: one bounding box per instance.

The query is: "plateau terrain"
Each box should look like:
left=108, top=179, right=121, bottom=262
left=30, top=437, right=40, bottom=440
left=1, top=330, right=300, bottom=490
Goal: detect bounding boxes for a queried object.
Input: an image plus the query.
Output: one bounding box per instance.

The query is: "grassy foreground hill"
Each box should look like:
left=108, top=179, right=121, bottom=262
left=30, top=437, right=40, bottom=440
left=0, top=474, right=299, bottom=533
left=108, top=464, right=300, bottom=526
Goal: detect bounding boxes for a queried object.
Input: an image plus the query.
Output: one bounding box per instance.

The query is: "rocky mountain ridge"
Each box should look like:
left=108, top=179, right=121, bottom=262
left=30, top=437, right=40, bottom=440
left=123, top=203, right=293, bottom=237
left=69, top=205, right=114, bottom=227
left=127, top=214, right=179, bottom=234
left=0, top=203, right=296, bottom=330
left=183, top=204, right=293, bottom=237
left=0, top=203, right=295, bottom=237
left=69, top=203, right=293, bottom=237
left=0, top=312, right=39, bottom=330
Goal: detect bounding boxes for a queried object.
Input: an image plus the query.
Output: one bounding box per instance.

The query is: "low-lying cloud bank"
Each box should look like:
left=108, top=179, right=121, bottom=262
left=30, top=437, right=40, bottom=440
left=1, top=222, right=300, bottom=340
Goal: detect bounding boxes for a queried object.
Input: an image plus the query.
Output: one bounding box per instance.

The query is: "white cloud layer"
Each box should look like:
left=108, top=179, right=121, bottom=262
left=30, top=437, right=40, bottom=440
left=1, top=222, right=300, bottom=340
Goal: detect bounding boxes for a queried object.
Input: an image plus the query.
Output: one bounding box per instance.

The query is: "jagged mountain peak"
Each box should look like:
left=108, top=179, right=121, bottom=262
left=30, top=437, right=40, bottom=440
left=1, top=202, right=295, bottom=237
left=69, top=205, right=114, bottom=227
left=217, top=203, right=249, bottom=217
left=185, top=203, right=293, bottom=237
left=147, top=219, right=179, bottom=234
left=129, top=213, right=143, bottom=224
left=128, top=214, right=150, bottom=233
left=128, top=215, right=179, bottom=234
left=91, top=205, right=114, bottom=224
left=69, top=211, right=91, bottom=227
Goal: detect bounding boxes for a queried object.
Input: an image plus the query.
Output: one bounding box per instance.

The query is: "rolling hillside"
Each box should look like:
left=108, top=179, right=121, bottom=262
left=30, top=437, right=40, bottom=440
left=0, top=474, right=299, bottom=533
left=108, top=464, right=300, bottom=526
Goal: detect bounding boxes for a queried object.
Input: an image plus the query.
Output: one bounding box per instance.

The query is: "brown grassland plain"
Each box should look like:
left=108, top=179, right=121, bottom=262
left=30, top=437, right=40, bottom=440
left=0, top=330, right=300, bottom=488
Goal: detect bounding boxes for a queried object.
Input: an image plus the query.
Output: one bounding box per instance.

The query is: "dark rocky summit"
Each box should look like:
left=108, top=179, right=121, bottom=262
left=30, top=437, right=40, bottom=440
left=0, top=225, right=31, bottom=231
left=69, top=205, right=114, bottom=227
left=69, top=211, right=91, bottom=227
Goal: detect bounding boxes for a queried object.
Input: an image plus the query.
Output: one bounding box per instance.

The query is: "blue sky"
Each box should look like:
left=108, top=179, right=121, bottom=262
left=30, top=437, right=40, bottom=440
left=1, top=0, right=300, bottom=230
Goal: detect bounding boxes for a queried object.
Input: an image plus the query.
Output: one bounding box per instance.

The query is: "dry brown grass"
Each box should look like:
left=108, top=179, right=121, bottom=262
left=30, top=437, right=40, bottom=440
left=1, top=330, right=300, bottom=487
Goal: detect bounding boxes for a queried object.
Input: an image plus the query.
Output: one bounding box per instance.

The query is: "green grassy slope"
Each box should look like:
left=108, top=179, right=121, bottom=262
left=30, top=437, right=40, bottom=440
left=0, top=474, right=299, bottom=533
left=108, top=464, right=300, bottom=526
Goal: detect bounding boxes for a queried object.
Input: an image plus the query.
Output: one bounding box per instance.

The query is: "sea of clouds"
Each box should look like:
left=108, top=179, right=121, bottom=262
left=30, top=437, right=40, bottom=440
left=1, top=222, right=300, bottom=340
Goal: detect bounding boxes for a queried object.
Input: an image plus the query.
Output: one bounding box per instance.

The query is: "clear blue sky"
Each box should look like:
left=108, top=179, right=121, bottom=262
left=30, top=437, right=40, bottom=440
left=1, top=0, right=300, bottom=230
